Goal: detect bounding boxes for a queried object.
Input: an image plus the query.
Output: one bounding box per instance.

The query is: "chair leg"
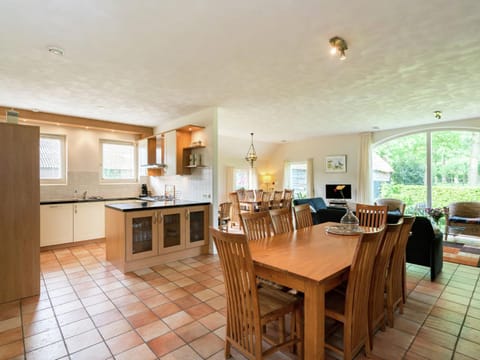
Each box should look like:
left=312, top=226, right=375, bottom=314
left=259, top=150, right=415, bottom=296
left=279, top=317, right=285, bottom=343
left=225, top=340, right=231, bottom=358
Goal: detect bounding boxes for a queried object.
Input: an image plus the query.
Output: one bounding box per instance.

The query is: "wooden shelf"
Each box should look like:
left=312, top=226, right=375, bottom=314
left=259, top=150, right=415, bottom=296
left=183, top=145, right=206, bottom=150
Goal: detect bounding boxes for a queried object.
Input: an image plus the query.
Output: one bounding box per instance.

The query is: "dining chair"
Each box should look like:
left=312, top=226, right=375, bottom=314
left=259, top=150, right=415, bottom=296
left=282, top=189, right=294, bottom=210
left=269, top=208, right=294, bottom=234
left=229, top=192, right=244, bottom=230
left=355, top=203, right=388, bottom=228
left=210, top=228, right=303, bottom=359
left=218, top=202, right=232, bottom=232
left=240, top=211, right=274, bottom=240
left=386, top=216, right=415, bottom=327
left=368, top=220, right=403, bottom=347
left=324, top=227, right=386, bottom=360
left=293, top=204, right=313, bottom=229
left=271, top=190, right=284, bottom=209
left=256, top=191, right=272, bottom=212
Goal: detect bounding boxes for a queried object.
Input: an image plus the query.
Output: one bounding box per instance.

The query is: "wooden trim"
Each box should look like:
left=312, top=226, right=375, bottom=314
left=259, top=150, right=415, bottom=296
left=0, top=106, right=153, bottom=138
left=41, top=238, right=105, bottom=251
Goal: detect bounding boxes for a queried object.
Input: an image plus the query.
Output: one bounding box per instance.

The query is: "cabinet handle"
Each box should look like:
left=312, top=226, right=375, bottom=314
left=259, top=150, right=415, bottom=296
left=158, top=212, right=163, bottom=223
left=74, top=205, right=77, bottom=214
left=186, top=209, right=190, bottom=220
left=153, top=212, right=157, bottom=224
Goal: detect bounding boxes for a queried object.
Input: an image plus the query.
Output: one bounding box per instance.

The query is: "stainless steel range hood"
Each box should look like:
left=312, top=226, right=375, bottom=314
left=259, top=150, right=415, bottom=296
left=142, top=135, right=167, bottom=169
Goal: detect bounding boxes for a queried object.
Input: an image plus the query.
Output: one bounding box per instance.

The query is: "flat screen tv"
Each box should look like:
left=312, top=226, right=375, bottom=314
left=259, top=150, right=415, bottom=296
left=325, top=184, right=351, bottom=199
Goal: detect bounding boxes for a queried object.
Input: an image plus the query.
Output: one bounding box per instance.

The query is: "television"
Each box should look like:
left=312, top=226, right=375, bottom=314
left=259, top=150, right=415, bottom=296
left=325, top=184, right=351, bottom=199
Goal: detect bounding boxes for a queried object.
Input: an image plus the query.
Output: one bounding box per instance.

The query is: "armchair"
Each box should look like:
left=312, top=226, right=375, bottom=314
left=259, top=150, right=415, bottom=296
left=444, top=202, right=480, bottom=242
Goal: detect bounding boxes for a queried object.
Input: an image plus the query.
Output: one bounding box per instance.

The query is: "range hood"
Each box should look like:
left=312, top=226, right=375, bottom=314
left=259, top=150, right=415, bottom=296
left=142, top=135, right=167, bottom=169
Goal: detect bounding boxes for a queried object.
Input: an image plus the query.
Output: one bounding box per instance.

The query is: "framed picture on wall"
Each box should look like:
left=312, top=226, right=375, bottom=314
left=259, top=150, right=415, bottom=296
left=325, top=155, right=347, bottom=173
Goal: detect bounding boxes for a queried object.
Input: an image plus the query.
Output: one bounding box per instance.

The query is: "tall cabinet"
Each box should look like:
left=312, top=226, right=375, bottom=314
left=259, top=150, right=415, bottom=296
left=0, top=123, right=40, bottom=303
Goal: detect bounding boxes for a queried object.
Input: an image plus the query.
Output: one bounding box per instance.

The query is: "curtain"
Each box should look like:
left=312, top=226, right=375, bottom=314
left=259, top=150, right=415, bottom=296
left=357, top=132, right=372, bottom=203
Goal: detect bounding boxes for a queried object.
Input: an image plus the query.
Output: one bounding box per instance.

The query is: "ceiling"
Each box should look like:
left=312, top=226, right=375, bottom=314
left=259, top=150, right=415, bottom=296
left=1, top=0, right=480, bottom=142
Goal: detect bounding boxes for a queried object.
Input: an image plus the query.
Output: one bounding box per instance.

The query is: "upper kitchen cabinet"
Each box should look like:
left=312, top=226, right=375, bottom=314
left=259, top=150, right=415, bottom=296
left=164, top=125, right=205, bottom=176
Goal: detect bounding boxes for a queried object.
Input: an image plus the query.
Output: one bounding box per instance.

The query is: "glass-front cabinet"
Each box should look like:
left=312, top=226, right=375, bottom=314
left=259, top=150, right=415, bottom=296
left=186, top=205, right=209, bottom=248
left=158, top=208, right=186, bottom=254
left=126, top=210, right=159, bottom=260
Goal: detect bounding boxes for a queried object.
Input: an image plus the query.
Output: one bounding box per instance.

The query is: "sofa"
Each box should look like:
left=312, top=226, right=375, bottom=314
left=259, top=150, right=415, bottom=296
left=406, top=216, right=443, bottom=280
left=292, top=197, right=346, bottom=224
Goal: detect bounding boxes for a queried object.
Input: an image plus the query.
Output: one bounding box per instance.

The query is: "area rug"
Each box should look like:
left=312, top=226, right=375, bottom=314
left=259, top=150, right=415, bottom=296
left=443, top=241, right=480, bottom=267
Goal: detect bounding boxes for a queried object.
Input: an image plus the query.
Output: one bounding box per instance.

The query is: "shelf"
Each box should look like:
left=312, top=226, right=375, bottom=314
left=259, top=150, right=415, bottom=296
left=183, top=145, right=206, bottom=150
left=184, top=165, right=208, bottom=169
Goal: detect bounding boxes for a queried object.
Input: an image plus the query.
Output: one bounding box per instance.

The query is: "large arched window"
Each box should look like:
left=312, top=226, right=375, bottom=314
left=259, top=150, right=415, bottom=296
left=373, top=129, right=480, bottom=214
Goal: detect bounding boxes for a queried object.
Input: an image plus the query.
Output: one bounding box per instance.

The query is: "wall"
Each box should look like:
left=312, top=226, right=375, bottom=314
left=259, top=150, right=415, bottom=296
left=40, top=124, right=142, bottom=201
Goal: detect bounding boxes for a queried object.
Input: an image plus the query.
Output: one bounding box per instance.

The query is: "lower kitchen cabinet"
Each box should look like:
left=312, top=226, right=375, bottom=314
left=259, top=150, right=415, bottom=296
left=73, top=202, right=105, bottom=242
left=40, top=204, right=74, bottom=246
left=106, top=204, right=210, bottom=272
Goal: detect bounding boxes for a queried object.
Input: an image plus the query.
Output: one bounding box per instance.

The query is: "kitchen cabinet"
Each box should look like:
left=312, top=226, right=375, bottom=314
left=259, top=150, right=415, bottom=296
left=40, top=204, right=74, bottom=246
left=164, top=125, right=205, bottom=176
left=73, top=202, right=105, bottom=242
left=106, top=203, right=210, bottom=272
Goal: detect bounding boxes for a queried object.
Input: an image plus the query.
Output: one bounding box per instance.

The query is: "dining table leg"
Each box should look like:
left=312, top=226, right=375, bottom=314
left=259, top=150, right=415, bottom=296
left=304, top=280, right=325, bottom=359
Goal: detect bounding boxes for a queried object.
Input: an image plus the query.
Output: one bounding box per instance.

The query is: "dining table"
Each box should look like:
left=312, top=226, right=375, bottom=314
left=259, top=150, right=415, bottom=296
left=248, top=222, right=361, bottom=359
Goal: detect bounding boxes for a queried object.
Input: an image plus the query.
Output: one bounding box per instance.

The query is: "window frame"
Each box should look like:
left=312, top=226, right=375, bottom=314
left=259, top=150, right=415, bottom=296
left=283, top=159, right=313, bottom=198
left=99, top=139, right=138, bottom=184
left=40, top=133, right=67, bottom=185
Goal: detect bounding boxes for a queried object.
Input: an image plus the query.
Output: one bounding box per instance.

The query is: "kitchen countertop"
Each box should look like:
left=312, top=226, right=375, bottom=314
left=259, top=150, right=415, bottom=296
left=106, top=200, right=211, bottom=212
left=40, top=197, right=138, bottom=205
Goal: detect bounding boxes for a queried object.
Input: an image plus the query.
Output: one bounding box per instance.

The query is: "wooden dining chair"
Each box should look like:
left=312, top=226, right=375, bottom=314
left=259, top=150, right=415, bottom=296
left=386, top=216, right=415, bottom=327
left=368, top=220, right=403, bottom=347
left=229, top=192, right=245, bottom=230
left=282, top=189, right=294, bottom=210
left=210, top=228, right=303, bottom=359
left=356, top=204, right=388, bottom=228
left=218, top=202, right=232, bottom=232
left=256, top=191, right=271, bottom=212
left=293, top=204, right=313, bottom=229
left=271, top=190, right=284, bottom=209
left=324, top=227, right=386, bottom=360
left=240, top=211, right=274, bottom=240
left=269, top=208, right=294, bottom=234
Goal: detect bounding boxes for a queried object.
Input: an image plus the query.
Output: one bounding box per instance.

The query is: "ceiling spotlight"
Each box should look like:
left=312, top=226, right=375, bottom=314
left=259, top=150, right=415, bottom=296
left=47, top=46, right=64, bottom=56
left=329, top=36, right=348, bottom=60
left=433, top=110, right=442, bottom=120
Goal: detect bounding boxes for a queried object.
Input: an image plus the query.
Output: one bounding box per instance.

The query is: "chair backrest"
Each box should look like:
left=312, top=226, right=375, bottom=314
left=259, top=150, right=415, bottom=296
left=218, top=202, right=232, bottom=220
left=240, top=211, right=273, bottom=240
left=387, top=216, right=415, bottom=313
left=269, top=208, right=294, bottom=234
left=375, top=198, right=406, bottom=215
left=294, top=203, right=313, bottom=229
left=369, top=220, right=403, bottom=339
left=237, top=188, right=246, bottom=201
left=344, top=228, right=385, bottom=353
left=229, top=192, right=242, bottom=229
left=271, top=190, right=284, bottom=209
left=209, top=228, right=263, bottom=357
left=254, top=189, right=263, bottom=201
left=257, top=191, right=271, bottom=212
left=245, top=189, right=255, bottom=201
left=356, top=204, right=388, bottom=228
left=283, top=189, right=294, bottom=210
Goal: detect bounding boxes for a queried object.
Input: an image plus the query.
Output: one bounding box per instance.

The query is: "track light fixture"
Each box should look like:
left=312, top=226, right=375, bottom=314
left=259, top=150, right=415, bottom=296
left=329, top=36, right=348, bottom=60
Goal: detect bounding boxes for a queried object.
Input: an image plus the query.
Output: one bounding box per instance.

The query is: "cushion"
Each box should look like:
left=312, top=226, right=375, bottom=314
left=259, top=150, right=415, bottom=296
left=449, top=216, right=480, bottom=224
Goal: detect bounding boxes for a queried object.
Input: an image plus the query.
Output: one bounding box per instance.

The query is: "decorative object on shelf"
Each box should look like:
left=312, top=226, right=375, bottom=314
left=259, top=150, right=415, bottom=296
left=425, top=207, right=444, bottom=224
left=325, top=155, right=347, bottom=173
left=329, top=36, right=348, bottom=60
left=336, top=185, right=360, bottom=231
left=190, top=140, right=203, bottom=147
left=245, top=132, right=258, bottom=168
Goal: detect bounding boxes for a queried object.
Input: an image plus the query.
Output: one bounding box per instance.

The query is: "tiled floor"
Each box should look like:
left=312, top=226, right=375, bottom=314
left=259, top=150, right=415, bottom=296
left=1, top=242, right=480, bottom=360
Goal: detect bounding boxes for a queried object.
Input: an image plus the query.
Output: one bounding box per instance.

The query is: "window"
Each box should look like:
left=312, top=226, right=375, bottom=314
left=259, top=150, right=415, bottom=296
left=284, top=159, right=313, bottom=198
left=100, top=140, right=136, bottom=182
left=233, top=168, right=249, bottom=190
left=40, top=134, right=66, bottom=184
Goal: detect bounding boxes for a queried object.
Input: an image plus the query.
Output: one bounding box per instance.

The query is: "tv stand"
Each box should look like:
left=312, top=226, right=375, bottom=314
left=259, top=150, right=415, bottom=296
left=328, top=199, right=347, bottom=208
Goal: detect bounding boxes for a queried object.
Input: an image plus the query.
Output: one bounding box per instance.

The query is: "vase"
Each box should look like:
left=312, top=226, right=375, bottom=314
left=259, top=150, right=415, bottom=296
left=340, top=207, right=360, bottom=231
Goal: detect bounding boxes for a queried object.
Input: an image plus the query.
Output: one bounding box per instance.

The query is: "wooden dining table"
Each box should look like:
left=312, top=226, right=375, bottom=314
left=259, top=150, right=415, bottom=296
left=248, top=222, right=361, bottom=359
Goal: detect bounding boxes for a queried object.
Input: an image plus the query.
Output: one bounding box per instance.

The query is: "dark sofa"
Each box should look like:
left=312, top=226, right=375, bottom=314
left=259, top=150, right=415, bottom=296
left=406, top=216, right=443, bottom=281
left=292, top=197, right=346, bottom=224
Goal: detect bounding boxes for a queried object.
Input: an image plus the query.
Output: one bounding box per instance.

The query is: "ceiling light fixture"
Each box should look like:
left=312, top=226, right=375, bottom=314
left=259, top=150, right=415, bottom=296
left=433, top=110, right=442, bottom=119
left=245, top=132, right=258, bottom=168
left=47, top=46, right=64, bottom=56
left=329, top=36, right=348, bottom=60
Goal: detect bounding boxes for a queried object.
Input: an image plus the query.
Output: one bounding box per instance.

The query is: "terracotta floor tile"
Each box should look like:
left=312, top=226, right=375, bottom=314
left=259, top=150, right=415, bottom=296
left=0, top=340, right=23, bottom=359
left=0, top=327, right=23, bottom=347
left=65, top=328, right=103, bottom=354
left=0, top=302, right=20, bottom=322
left=143, top=293, right=170, bottom=309
left=460, top=326, right=480, bottom=345
left=111, top=294, right=139, bottom=307
left=456, top=338, right=480, bottom=359
left=151, top=302, right=181, bottom=318
left=162, top=344, right=202, bottom=360
left=104, top=286, right=132, bottom=300
left=91, top=309, right=124, bottom=327
left=182, top=283, right=207, bottom=294
left=118, top=301, right=148, bottom=317
left=372, top=327, right=414, bottom=350
left=424, top=315, right=462, bottom=336
left=69, top=340, right=112, bottom=360
left=53, top=299, right=84, bottom=316
left=25, top=340, right=67, bottom=360
left=0, top=317, right=21, bottom=333
left=85, top=300, right=116, bottom=316
left=173, top=294, right=202, bottom=309
left=105, top=330, right=143, bottom=355
left=55, top=308, right=89, bottom=327
left=98, top=318, right=132, bottom=340
left=24, top=327, right=63, bottom=352
left=164, top=288, right=190, bottom=301
left=115, top=343, right=157, bottom=360
left=198, top=311, right=226, bottom=331
left=21, top=300, right=51, bottom=315
left=193, top=289, right=218, bottom=302
left=440, top=292, right=471, bottom=306
left=205, top=295, right=226, bottom=310
left=154, top=282, right=179, bottom=293
left=189, top=332, right=224, bottom=358
left=126, top=310, right=158, bottom=328
left=417, top=326, right=458, bottom=350
left=147, top=331, right=185, bottom=357
left=185, top=303, right=215, bottom=320
left=430, top=306, right=466, bottom=324
left=464, top=316, right=480, bottom=331
left=467, top=306, right=480, bottom=319
left=136, top=320, right=170, bottom=342
left=80, top=293, right=109, bottom=307
left=135, top=287, right=159, bottom=300
left=174, top=321, right=210, bottom=343
left=60, top=318, right=96, bottom=339
left=173, top=277, right=196, bottom=288
left=435, top=299, right=469, bottom=314
left=162, top=310, right=195, bottom=329
left=21, top=307, right=55, bottom=325
left=50, top=292, right=79, bottom=307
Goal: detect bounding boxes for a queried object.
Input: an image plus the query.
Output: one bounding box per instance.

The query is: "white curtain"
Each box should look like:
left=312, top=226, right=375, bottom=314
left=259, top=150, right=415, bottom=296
left=357, top=132, right=372, bottom=203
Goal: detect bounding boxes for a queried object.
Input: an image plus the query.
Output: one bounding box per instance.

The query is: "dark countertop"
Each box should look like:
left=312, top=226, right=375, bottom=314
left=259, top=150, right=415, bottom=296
left=105, top=200, right=211, bottom=212
left=40, top=197, right=138, bottom=205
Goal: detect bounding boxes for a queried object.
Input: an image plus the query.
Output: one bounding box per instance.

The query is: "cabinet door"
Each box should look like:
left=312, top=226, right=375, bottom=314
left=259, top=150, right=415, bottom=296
left=158, top=208, right=186, bottom=253
left=163, top=131, right=177, bottom=176
left=126, top=211, right=158, bottom=260
left=137, top=138, right=148, bottom=177
left=74, top=202, right=105, bottom=241
left=186, top=205, right=209, bottom=248
left=40, top=204, right=74, bottom=246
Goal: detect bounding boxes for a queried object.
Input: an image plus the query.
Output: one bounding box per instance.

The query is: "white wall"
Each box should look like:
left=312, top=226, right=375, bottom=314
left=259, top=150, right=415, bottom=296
left=40, top=124, right=141, bottom=201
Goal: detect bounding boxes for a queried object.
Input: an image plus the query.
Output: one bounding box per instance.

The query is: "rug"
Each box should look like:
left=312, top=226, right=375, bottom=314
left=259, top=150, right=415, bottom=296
left=443, top=240, right=480, bottom=267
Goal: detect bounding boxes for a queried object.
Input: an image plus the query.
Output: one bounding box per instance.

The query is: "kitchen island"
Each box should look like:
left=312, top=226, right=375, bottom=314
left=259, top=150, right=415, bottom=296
left=105, top=200, right=210, bottom=273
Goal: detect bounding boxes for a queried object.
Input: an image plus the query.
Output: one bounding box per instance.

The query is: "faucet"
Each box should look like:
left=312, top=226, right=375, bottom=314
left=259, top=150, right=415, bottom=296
left=82, top=191, right=87, bottom=200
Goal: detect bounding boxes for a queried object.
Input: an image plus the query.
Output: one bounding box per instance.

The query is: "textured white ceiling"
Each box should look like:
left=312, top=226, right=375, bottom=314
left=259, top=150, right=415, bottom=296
left=1, top=0, right=480, bottom=142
